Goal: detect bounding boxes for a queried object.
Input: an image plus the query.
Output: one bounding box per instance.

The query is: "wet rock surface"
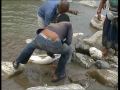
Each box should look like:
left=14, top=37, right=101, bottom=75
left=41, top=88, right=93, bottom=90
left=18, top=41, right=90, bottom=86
left=2, top=31, right=118, bottom=90
left=68, top=73, right=95, bottom=88
left=87, top=69, right=118, bottom=87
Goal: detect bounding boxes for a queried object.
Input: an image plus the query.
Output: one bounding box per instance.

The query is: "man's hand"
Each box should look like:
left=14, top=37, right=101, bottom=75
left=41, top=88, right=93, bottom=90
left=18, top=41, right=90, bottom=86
left=72, top=10, right=79, bottom=15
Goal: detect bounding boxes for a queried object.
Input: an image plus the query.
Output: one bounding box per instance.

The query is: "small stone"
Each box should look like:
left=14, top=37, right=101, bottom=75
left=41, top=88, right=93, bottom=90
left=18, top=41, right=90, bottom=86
left=95, top=60, right=110, bottom=69
left=89, top=47, right=103, bottom=60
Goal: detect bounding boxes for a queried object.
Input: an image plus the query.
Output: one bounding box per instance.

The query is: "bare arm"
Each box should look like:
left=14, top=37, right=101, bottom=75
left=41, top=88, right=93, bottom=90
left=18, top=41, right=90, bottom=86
left=64, top=22, right=73, bottom=45
left=97, top=0, right=107, bottom=20
left=68, top=9, right=79, bottom=15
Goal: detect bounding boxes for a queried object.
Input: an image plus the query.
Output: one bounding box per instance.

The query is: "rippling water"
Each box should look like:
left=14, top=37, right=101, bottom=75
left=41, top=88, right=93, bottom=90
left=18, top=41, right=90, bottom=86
left=2, top=0, right=99, bottom=62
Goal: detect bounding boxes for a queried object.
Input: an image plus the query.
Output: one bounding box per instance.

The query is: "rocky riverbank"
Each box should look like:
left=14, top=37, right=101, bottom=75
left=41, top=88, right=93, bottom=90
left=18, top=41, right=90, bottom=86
left=26, top=31, right=118, bottom=90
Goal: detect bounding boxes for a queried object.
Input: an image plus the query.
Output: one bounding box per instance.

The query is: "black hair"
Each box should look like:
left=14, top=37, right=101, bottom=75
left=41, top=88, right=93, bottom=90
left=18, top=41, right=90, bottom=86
left=36, top=28, right=44, bottom=34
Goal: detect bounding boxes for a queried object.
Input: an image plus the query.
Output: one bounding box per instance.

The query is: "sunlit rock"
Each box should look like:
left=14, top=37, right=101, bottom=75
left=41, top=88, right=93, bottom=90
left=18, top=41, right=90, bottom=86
left=26, top=83, right=85, bottom=90
left=89, top=47, right=103, bottom=59
left=2, top=61, right=25, bottom=78
left=83, top=31, right=102, bottom=48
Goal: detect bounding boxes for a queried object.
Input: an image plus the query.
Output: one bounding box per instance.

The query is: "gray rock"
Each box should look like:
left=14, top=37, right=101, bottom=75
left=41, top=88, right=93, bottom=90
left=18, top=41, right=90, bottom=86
left=87, top=69, right=118, bottom=87
left=75, top=43, right=90, bottom=56
left=26, top=83, right=85, bottom=90
left=68, top=73, right=91, bottom=88
left=72, top=33, right=90, bottom=55
left=72, top=53, right=95, bottom=68
left=95, top=60, right=110, bottom=69
left=110, top=64, right=118, bottom=68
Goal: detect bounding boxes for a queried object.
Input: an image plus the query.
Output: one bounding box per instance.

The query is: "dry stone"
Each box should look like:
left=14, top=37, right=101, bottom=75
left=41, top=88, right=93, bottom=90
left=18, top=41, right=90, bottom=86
left=89, top=47, right=103, bottom=60
left=68, top=73, right=91, bottom=88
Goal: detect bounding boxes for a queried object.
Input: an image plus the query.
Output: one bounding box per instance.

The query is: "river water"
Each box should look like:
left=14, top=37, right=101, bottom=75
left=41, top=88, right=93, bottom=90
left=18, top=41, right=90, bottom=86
left=2, top=0, right=115, bottom=90
left=2, top=0, right=98, bottom=62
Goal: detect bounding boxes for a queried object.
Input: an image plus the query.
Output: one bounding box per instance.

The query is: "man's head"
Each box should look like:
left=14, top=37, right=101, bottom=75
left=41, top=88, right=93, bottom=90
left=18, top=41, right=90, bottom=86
left=57, top=1, right=69, bottom=14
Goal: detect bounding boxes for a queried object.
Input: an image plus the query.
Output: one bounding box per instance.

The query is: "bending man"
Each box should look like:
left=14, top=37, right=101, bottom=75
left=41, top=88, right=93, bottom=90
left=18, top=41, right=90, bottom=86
left=12, top=22, right=73, bottom=82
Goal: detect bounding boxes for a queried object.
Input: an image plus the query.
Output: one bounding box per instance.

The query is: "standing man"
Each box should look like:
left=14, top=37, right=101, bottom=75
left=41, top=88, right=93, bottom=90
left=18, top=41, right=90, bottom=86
left=97, top=0, right=118, bottom=56
left=37, top=0, right=78, bottom=27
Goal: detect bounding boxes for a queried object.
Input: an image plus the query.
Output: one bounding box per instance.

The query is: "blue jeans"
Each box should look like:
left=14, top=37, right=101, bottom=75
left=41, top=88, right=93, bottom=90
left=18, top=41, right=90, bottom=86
left=16, top=34, right=72, bottom=76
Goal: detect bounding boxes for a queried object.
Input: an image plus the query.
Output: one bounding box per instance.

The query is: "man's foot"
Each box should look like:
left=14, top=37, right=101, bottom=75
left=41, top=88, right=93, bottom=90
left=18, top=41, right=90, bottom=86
left=51, top=73, right=66, bottom=82
left=114, top=51, right=118, bottom=56
left=8, top=61, right=25, bottom=78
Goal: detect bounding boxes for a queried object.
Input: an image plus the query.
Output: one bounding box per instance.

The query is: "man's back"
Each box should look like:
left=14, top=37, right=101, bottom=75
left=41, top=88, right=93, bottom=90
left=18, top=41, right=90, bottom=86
left=46, top=22, right=73, bottom=45
left=37, top=1, right=59, bottom=26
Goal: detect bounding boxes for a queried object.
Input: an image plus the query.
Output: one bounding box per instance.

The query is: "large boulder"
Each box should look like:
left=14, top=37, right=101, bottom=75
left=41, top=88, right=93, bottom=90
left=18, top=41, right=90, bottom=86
left=72, top=53, right=95, bottom=68
left=68, top=73, right=94, bottom=88
left=26, top=83, right=85, bottom=90
left=83, top=31, right=102, bottom=49
left=87, top=69, right=118, bottom=87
